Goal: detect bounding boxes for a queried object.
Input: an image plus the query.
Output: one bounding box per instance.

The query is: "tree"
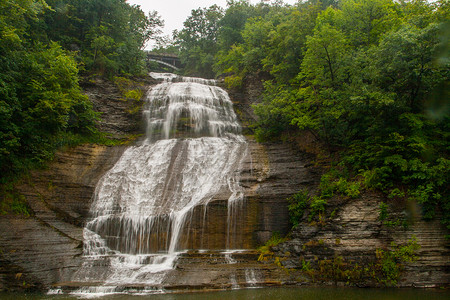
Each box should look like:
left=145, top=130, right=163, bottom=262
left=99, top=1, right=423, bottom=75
left=339, top=0, right=401, bottom=47
left=217, top=0, right=259, bottom=50
left=0, top=1, right=95, bottom=179
left=302, top=24, right=350, bottom=87
left=262, top=2, right=321, bottom=83
left=371, top=23, right=445, bottom=113
left=176, top=5, right=224, bottom=77
left=210, top=0, right=449, bottom=228
left=43, top=0, right=163, bottom=75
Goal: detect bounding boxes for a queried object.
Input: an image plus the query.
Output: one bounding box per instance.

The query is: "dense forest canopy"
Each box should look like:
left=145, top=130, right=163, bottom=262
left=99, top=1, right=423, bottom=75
left=0, top=0, right=448, bottom=232
left=0, top=0, right=163, bottom=180
left=172, top=0, right=449, bottom=230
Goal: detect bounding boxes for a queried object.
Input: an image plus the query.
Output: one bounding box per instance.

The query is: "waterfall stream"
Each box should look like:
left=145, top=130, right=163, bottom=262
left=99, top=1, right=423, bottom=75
left=71, top=73, right=249, bottom=295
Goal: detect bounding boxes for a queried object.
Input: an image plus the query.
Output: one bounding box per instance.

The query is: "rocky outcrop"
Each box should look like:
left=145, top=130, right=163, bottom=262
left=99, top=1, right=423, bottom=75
left=81, top=77, right=155, bottom=138
left=162, top=136, right=320, bottom=251
left=0, top=78, right=141, bottom=291
left=0, top=144, right=127, bottom=291
left=0, top=71, right=321, bottom=292
left=242, top=138, right=321, bottom=245
left=228, top=75, right=449, bottom=288
left=0, top=75, right=317, bottom=292
left=0, top=74, right=448, bottom=292
left=272, top=193, right=449, bottom=287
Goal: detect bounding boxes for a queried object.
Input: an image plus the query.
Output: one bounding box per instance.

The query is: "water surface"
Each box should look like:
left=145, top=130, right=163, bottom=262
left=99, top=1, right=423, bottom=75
left=1, top=287, right=449, bottom=300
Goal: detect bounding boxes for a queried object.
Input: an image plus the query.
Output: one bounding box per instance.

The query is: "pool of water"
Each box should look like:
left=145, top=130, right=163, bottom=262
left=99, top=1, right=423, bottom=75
left=1, top=287, right=449, bottom=300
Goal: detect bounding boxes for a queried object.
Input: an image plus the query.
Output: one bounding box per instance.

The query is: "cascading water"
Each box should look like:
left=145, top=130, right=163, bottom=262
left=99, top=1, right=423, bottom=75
left=71, top=73, right=249, bottom=295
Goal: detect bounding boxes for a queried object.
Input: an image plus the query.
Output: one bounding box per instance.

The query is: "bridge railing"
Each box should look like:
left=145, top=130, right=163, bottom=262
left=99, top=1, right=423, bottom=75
left=145, top=51, right=183, bottom=70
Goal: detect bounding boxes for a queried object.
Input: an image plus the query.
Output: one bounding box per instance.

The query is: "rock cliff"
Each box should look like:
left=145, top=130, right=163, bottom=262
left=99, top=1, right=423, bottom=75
left=0, top=144, right=127, bottom=291
left=0, top=77, right=147, bottom=291
left=0, top=75, right=448, bottom=292
left=272, top=193, right=449, bottom=287
left=229, top=75, right=449, bottom=288
left=0, top=76, right=314, bottom=292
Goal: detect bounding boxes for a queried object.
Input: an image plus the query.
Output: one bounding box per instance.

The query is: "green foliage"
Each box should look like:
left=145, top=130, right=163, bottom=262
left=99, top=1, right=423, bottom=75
left=9, top=197, right=31, bottom=217
left=288, top=169, right=363, bottom=227
left=309, top=196, right=327, bottom=222
left=43, top=0, right=164, bottom=76
left=287, top=190, right=309, bottom=228
left=262, top=2, right=321, bottom=83
left=56, top=131, right=139, bottom=149
left=287, top=189, right=328, bottom=226
left=124, top=89, right=144, bottom=102
left=378, top=201, right=408, bottom=228
left=301, top=24, right=350, bottom=87
left=217, top=0, right=259, bottom=50
left=175, top=5, right=224, bottom=78
left=319, top=169, right=361, bottom=199
left=300, top=253, right=378, bottom=285
left=204, top=0, right=449, bottom=229
left=301, top=259, right=312, bottom=272
left=0, top=38, right=98, bottom=180
left=113, top=76, right=144, bottom=101
left=0, top=0, right=158, bottom=182
left=0, top=185, right=32, bottom=217
left=375, top=236, right=420, bottom=286
left=252, top=81, right=300, bottom=142
left=224, top=74, right=244, bottom=89
left=316, top=255, right=365, bottom=284
left=379, top=202, right=389, bottom=221
left=338, top=0, right=401, bottom=47
left=299, top=236, right=421, bottom=286
left=257, top=231, right=288, bottom=261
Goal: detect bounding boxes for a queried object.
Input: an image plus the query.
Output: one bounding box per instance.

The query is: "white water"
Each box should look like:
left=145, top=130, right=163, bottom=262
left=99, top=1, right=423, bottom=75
left=245, top=269, right=261, bottom=287
left=71, top=73, right=248, bottom=295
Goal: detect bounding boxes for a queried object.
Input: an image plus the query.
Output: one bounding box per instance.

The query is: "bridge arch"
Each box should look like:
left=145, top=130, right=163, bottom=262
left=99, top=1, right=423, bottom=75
left=146, top=52, right=183, bottom=71
left=148, top=59, right=180, bottom=71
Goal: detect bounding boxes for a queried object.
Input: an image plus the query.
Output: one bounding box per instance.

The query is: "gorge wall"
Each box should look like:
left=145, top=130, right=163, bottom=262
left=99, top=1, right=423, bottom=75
left=0, top=77, right=147, bottom=291
left=231, top=75, right=449, bottom=288
left=0, top=75, right=448, bottom=292
left=0, top=75, right=318, bottom=292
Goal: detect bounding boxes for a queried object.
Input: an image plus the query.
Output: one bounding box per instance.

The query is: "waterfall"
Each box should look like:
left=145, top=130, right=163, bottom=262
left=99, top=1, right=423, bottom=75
left=71, top=73, right=248, bottom=294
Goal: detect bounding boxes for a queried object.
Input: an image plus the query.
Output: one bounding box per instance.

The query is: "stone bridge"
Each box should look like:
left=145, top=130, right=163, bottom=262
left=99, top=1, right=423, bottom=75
left=146, top=52, right=183, bottom=71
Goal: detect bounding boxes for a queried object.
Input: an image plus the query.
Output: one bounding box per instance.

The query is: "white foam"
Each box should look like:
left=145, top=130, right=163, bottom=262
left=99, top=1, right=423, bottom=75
left=70, top=73, right=249, bottom=294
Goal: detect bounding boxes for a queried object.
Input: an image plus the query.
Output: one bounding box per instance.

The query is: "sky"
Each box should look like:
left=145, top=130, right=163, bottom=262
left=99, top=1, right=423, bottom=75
left=127, top=0, right=298, bottom=48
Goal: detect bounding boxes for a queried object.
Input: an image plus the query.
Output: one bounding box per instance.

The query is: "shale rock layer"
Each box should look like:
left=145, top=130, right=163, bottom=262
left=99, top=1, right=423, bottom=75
left=0, top=77, right=448, bottom=291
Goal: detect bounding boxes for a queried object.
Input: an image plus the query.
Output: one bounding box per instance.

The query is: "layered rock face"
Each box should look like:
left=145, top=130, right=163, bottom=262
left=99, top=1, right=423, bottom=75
left=81, top=77, right=154, bottom=138
left=272, top=193, right=449, bottom=287
left=0, top=78, right=141, bottom=291
left=0, top=76, right=317, bottom=292
left=229, top=75, right=449, bottom=288
left=0, top=74, right=448, bottom=292
left=0, top=144, right=127, bottom=291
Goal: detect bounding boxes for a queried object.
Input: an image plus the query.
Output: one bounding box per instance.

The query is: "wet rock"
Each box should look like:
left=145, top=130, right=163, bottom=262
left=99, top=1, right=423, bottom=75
left=0, top=78, right=137, bottom=291
left=0, top=75, right=317, bottom=292
left=81, top=77, right=155, bottom=138
left=272, top=194, right=450, bottom=287
left=0, top=144, right=127, bottom=291
left=1, top=74, right=448, bottom=292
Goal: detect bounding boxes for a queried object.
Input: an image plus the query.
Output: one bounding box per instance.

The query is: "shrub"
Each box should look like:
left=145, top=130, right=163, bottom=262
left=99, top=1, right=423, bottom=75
left=257, top=232, right=287, bottom=261
left=287, top=190, right=309, bottom=228
left=375, top=236, right=420, bottom=286
left=309, top=196, right=327, bottom=222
